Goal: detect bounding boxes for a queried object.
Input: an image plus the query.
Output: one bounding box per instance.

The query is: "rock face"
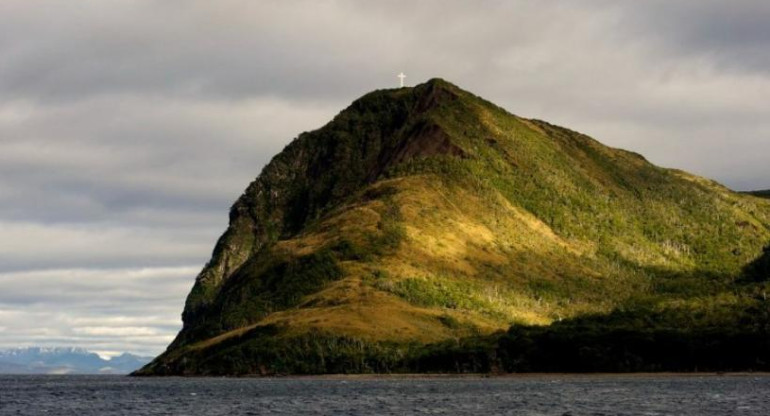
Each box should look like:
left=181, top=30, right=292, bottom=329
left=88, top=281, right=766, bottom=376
left=138, top=79, right=770, bottom=375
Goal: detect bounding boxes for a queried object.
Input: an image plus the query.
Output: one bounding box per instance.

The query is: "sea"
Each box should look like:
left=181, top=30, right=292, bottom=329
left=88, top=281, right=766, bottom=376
left=0, top=374, right=768, bottom=415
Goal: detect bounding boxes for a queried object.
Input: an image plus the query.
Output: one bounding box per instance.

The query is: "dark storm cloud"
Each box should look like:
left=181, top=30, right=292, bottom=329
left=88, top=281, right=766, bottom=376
left=1, top=0, right=769, bottom=356
left=616, top=0, right=770, bottom=74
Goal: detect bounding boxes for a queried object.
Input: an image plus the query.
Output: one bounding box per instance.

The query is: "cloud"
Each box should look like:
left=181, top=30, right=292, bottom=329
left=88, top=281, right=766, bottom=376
left=0, top=0, right=406, bottom=103
left=0, top=96, right=336, bottom=224
left=0, top=266, right=195, bottom=356
left=0, top=221, right=214, bottom=272
left=1, top=0, right=769, bottom=356
left=613, top=0, right=770, bottom=74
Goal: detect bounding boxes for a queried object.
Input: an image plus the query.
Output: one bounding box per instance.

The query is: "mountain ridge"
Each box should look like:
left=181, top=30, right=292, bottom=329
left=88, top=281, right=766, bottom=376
left=0, top=347, right=152, bottom=374
left=138, top=78, right=770, bottom=375
left=175, top=79, right=482, bottom=347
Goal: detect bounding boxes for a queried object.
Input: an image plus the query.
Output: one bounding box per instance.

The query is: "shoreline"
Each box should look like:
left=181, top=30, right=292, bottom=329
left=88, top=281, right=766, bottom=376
left=9, top=371, right=768, bottom=379
left=225, top=371, right=770, bottom=380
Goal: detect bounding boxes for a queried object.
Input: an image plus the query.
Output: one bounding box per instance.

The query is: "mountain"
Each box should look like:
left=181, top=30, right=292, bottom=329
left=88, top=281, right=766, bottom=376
left=0, top=347, right=152, bottom=374
left=748, top=189, right=770, bottom=199
left=137, top=79, right=770, bottom=375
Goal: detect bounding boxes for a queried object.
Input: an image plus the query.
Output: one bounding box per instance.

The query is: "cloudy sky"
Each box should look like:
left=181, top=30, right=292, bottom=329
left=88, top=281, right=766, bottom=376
left=1, top=0, right=769, bottom=358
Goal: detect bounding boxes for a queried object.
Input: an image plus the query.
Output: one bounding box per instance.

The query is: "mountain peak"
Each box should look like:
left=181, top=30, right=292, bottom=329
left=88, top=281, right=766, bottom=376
left=351, top=77, right=462, bottom=114
left=418, top=77, right=458, bottom=89
left=411, top=78, right=461, bottom=113
left=410, top=77, right=458, bottom=93
left=138, top=79, right=770, bottom=376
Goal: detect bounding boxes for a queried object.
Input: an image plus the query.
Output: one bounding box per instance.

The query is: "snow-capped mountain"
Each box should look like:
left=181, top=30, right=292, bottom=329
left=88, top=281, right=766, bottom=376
left=0, top=347, right=153, bottom=374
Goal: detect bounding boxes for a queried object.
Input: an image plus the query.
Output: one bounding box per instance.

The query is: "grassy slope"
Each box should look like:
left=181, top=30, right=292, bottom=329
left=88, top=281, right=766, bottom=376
left=138, top=79, right=770, bottom=375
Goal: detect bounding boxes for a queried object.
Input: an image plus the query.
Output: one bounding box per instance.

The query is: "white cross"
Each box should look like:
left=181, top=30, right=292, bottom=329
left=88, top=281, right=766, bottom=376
left=397, top=72, right=406, bottom=88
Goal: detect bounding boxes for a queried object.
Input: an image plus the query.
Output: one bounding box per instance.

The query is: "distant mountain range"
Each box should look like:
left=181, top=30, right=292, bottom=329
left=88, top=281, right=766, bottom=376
left=0, top=347, right=153, bottom=375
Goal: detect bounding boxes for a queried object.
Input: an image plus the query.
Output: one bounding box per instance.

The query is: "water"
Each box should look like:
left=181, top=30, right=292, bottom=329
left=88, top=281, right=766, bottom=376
left=1, top=374, right=768, bottom=415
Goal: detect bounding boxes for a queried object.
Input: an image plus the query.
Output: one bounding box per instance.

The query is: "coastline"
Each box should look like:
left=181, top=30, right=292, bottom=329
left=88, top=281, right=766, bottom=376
left=232, top=372, right=770, bottom=380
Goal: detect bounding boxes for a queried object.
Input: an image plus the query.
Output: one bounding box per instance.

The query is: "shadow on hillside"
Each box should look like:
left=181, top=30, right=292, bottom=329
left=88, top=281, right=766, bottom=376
left=740, top=244, right=770, bottom=283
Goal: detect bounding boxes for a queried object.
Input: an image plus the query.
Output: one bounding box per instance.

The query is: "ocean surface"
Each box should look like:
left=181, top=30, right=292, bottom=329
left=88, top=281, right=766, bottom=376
left=0, top=374, right=768, bottom=415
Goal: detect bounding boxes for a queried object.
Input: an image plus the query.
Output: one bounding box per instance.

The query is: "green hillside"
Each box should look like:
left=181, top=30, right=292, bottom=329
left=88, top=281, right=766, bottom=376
left=137, top=79, right=770, bottom=376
